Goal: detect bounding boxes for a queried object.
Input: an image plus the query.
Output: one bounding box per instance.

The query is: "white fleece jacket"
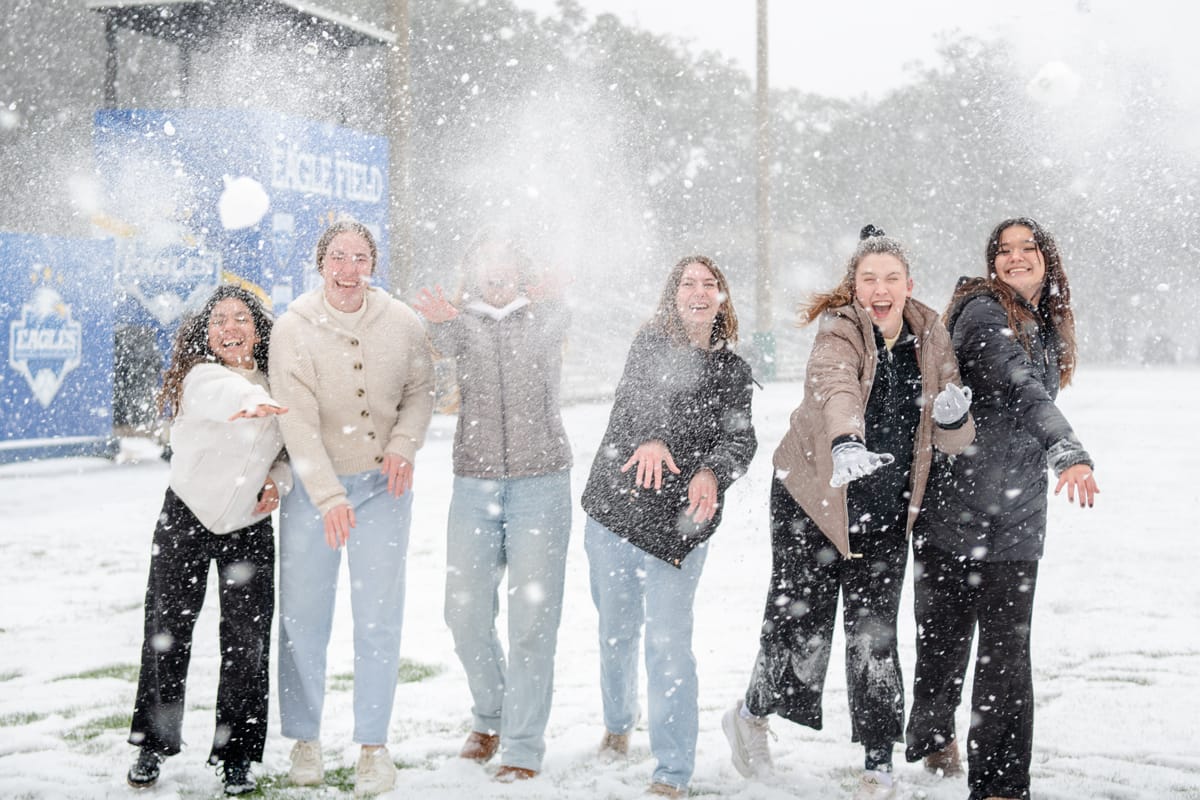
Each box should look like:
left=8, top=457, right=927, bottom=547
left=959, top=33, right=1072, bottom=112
left=168, top=363, right=292, bottom=533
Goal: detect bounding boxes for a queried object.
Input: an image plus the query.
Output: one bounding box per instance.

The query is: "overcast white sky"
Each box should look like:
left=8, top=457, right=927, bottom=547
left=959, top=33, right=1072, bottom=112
left=512, top=0, right=1190, bottom=101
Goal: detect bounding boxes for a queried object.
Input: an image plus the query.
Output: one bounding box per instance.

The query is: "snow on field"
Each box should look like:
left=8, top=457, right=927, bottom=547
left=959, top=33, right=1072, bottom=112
left=1, top=369, right=1198, bottom=799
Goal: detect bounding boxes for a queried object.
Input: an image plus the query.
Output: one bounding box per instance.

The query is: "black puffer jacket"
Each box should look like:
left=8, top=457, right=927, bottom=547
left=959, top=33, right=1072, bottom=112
left=582, top=328, right=757, bottom=567
left=915, top=288, right=1092, bottom=561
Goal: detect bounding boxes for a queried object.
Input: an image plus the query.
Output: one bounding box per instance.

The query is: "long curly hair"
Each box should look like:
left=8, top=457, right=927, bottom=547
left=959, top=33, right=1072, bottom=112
left=158, top=285, right=274, bottom=416
left=947, top=217, right=1077, bottom=386
left=646, top=254, right=739, bottom=347
left=800, top=232, right=911, bottom=326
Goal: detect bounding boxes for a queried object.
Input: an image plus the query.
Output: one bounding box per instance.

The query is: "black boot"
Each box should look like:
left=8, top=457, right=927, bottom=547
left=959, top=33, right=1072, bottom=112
left=222, top=759, right=256, bottom=796
left=127, top=748, right=163, bottom=789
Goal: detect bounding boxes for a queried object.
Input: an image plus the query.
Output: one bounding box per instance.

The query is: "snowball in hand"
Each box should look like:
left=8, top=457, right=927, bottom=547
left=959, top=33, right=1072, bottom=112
left=218, top=175, right=270, bottom=230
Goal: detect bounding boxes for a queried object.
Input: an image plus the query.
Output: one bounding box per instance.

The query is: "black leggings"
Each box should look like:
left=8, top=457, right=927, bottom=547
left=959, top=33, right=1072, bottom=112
left=745, top=478, right=908, bottom=768
left=129, top=489, right=274, bottom=764
left=905, top=543, right=1038, bottom=800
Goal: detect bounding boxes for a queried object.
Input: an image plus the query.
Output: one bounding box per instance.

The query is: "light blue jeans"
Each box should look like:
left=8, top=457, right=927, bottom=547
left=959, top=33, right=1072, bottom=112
left=444, top=471, right=572, bottom=772
left=584, top=516, right=709, bottom=790
left=277, top=469, right=412, bottom=745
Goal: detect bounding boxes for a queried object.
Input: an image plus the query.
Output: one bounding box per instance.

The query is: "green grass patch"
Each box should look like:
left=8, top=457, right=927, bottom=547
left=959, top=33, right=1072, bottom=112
left=0, top=711, right=47, bottom=727
left=66, top=711, right=132, bottom=742
left=398, top=658, right=442, bottom=684
left=53, top=663, right=140, bottom=683
left=330, top=658, right=441, bottom=692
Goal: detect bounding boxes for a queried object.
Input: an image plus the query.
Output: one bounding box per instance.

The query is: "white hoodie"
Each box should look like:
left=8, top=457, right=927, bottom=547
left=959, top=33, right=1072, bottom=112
left=168, top=362, right=292, bottom=534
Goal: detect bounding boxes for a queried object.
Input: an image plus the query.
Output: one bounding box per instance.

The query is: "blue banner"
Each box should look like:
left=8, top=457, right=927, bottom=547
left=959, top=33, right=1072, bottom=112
left=1, top=233, right=117, bottom=462
left=93, top=108, right=390, bottom=337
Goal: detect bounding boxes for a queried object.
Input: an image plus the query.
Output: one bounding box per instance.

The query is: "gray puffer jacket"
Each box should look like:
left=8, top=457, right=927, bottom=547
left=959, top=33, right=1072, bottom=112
left=427, top=298, right=572, bottom=479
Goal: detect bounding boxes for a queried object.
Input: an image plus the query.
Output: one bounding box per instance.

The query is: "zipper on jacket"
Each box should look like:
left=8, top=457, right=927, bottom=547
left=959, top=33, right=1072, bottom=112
left=492, top=322, right=510, bottom=477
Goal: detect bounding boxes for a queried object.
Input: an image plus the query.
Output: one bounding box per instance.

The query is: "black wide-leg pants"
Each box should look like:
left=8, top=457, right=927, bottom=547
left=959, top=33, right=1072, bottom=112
left=129, top=488, right=274, bottom=765
left=905, top=542, right=1038, bottom=800
left=745, top=478, right=908, bottom=757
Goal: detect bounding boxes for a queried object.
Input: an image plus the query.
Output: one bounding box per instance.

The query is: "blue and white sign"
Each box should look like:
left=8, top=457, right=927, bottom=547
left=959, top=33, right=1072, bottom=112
left=0, top=234, right=117, bottom=462
left=93, top=108, right=390, bottom=337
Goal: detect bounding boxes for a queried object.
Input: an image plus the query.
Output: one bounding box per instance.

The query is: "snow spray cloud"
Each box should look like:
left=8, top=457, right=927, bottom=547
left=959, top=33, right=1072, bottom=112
left=999, top=1, right=1200, bottom=362
left=440, top=72, right=663, bottom=398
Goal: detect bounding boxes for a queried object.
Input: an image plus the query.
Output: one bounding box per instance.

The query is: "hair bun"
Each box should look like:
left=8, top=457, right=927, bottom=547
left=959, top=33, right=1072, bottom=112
left=860, top=224, right=885, bottom=240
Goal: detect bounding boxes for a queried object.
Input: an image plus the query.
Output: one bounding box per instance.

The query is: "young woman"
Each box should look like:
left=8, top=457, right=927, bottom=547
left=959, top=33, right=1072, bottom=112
left=411, top=228, right=572, bottom=782
left=905, top=217, right=1099, bottom=800
left=269, top=220, right=435, bottom=797
left=126, top=285, right=290, bottom=796
left=582, top=255, right=757, bottom=799
left=722, top=228, right=975, bottom=800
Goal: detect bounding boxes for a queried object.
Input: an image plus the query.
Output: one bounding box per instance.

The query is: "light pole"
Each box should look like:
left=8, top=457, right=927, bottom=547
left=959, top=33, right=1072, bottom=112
left=388, top=0, right=413, bottom=296
left=754, top=0, right=775, bottom=378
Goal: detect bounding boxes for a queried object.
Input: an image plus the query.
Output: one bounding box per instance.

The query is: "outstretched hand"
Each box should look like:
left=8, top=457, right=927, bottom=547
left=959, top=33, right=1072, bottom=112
left=830, top=441, right=895, bottom=488
left=1054, top=463, right=1099, bottom=508
left=228, top=403, right=288, bottom=421
left=932, top=383, right=972, bottom=426
left=621, top=440, right=680, bottom=490
left=411, top=285, right=459, bottom=323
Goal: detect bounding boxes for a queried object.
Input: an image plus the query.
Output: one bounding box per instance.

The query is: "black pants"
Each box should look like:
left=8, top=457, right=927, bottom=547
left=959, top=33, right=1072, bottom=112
left=745, top=478, right=908, bottom=763
left=905, top=543, right=1038, bottom=800
left=129, top=488, right=274, bottom=765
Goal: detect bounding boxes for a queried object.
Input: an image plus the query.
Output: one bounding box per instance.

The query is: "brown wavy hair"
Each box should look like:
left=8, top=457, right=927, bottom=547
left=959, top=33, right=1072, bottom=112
left=315, top=219, right=378, bottom=275
left=158, top=285, right=273, bottom=416
left=800, top=235, right=911, bottom=325
left=646, top=255, right=739, bottom=347
left=947, top=217, right=1077, bottom=386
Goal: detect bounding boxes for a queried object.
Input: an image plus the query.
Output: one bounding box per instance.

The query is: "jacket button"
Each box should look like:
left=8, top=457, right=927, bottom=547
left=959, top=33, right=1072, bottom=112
left=356, top=388, right=365, bottom=397
left=375, top=455, right=384, bottom=463
left=360, top=409, right=370, bottom=418
left=353, top=362, right=363, bottom=370
left=350, top=338, right=360, bottom=347
left=367, top=431, right=376, bottom=439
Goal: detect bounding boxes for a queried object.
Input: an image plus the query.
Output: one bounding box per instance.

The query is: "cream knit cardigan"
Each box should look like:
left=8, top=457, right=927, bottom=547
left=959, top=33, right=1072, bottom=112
left=269, top=287, right=435, bottom=516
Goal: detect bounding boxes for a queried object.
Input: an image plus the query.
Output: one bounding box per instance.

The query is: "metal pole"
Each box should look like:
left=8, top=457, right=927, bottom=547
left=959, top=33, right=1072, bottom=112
left=388, top=0, right=413, bottom=296
left=103, top=12, right=118, bottom=107
left=754, top=0, right=775, bottom=378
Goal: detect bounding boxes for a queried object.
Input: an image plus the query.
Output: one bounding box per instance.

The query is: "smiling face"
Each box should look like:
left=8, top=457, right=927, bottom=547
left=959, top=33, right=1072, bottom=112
left=993, top=224, right=1046, bottom=303
left=206, top=297, right=259, bottom=369
left=675, top=260, right=723, bottom=345
left=854, top=252, right=912, bottom=339
left=320, top=231, right=374, bottom=312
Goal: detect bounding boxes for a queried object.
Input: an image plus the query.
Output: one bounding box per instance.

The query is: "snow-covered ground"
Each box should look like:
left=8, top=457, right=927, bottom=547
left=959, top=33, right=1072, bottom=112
left=1, top=368, right=1197, bottom=799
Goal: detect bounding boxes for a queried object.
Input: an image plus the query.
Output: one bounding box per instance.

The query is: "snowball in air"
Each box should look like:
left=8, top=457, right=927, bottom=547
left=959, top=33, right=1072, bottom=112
left=218, top=175, right=270, bottom=230
left=1027, top=61, right=1082, bottom=107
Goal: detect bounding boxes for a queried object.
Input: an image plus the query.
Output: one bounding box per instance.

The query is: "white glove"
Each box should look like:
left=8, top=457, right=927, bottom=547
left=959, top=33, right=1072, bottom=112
left=830, top=441, right=895, bottom=488
left=932, top=383, right=972, bottom=426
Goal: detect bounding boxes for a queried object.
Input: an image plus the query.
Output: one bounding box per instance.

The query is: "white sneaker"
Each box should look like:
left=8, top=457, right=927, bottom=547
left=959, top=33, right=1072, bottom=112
left=288, top=740, right=324, bottom=786
left=355, top=747, right=397, bottom=797
left=852, top=770, right=897, bottom=799
left=721, top=699, right=774, bottom=778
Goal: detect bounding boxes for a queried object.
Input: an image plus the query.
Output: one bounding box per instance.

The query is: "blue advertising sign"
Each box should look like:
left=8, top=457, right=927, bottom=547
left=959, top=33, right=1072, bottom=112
left=93, top=108, right=390, bottom=333
left=92, top=109, right=390, bottom=430
left=0, top=233, right=117, bottom=463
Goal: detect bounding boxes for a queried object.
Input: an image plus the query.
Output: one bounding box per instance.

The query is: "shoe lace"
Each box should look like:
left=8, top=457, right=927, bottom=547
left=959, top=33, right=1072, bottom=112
left=745, top=716, right=776, bottom=762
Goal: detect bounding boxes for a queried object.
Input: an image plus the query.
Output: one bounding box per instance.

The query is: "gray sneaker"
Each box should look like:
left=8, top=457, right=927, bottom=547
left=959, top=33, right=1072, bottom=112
left=354, top=746, right=397, bottom=797
left=721, top=699, right=774, bottom=778
left=288, top=740, right=324, bottom=787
